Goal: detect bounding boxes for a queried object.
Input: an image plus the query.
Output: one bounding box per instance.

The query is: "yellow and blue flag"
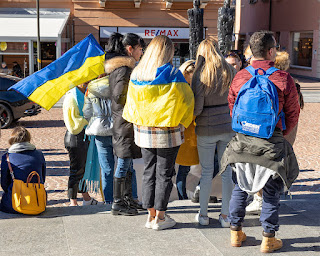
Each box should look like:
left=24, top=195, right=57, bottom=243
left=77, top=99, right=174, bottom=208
left=9, top=34, right=105, bottom=110
left=123, top=63, right=194, bottom=128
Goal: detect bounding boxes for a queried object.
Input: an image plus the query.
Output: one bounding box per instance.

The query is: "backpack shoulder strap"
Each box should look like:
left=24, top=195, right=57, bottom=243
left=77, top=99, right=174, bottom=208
left=265, top=67, right=279, bottom=77
left=245, top=66, right=255, bottom=77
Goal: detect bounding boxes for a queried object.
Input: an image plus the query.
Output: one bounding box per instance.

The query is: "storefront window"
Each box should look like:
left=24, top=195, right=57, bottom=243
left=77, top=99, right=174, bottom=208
left=0, top=42, right=29, bottom=54
left=173, top=43, right=190, bottom=68
left=33, top=42, right=56, bottom=71
left=292, top=32, right=313, bottom=67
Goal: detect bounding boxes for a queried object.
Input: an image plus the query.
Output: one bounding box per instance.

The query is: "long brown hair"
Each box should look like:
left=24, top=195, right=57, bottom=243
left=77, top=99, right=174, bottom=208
left=196, top=38, right=236, bottom=95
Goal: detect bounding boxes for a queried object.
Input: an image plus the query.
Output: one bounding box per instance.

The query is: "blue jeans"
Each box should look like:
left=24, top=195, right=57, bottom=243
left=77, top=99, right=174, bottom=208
left=228, top=171, right=284, bottom=233
left=197, top=133, right=234, bottom=216
left=176, top=165, right=191, bottom=200
left=95, top=136, right=114, bottom=203
left=114, top=158, right=138, bottom=199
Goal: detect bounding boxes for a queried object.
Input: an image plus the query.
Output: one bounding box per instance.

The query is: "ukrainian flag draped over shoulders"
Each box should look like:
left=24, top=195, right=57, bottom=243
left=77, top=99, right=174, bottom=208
left=123, top=63, right=194, bottom=128
left=9, top=34, right=105, bottom=110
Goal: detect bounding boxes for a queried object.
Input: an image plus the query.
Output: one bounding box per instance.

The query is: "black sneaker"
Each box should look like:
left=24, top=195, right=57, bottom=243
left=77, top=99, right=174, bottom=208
left=209, top=196, right=218, bottom=203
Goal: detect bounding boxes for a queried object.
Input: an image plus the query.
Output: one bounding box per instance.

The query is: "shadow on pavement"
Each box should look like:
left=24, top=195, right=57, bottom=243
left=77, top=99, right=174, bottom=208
left=17, top=119, right=65, bottom=128
left=0, top=205, right=112, bottom=219
left=281, top=237, right=320, bottom=252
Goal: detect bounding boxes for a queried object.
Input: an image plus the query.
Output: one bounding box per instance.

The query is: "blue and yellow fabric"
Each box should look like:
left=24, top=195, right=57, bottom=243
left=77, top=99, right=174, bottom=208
left=122, top=63, right=194, bottom=128
left=63, top=87, right=88, bottom=135
left=9, top=34, right=105, bottom=110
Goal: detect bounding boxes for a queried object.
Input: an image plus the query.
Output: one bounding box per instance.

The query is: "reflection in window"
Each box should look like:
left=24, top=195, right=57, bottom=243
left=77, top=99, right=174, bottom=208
left=292, top=32, right=313, bottom=67
left=0, top=42, right=28, bottom=54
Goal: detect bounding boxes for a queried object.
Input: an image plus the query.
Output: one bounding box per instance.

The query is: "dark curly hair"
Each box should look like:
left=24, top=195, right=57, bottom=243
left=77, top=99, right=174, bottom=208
left=249, top=31, right=275, bottom=59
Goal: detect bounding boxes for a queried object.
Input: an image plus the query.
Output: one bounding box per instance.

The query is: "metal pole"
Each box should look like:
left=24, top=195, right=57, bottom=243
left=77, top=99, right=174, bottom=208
left=36, top=0, right=41, bottom=71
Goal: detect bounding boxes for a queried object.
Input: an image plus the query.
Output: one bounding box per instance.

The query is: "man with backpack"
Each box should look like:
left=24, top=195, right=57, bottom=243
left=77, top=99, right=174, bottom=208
left=220, top=31, right=300, bottom=253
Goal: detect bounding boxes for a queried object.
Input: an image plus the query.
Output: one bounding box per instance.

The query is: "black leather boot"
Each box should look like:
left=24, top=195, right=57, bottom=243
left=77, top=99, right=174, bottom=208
left=123, top=172, right=144, bottom=210
left=111, top=177, right=138, bottom=216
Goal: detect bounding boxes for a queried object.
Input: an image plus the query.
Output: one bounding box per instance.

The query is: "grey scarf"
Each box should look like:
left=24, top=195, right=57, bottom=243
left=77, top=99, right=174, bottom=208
left=8, top=142, right=36, bottom=153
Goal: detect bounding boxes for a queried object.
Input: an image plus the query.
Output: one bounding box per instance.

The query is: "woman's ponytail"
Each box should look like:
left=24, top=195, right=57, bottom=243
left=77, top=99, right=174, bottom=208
left=106, top=32, right=126, bottom=55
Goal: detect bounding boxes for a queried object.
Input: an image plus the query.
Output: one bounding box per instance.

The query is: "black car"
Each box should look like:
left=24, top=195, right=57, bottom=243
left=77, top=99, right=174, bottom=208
left=0, top=73, right=41, bottom=128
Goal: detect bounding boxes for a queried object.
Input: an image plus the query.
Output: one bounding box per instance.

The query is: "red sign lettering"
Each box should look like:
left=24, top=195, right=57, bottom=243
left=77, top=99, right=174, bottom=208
left=151, top=30, right=155, bottom=36
left=160, top=30, right=166, bottom=35
left=167, top=30, right=172, bottom=36
left=145, top=30, right=150, bottom=36
left=173, top=30, right=178, bottom=36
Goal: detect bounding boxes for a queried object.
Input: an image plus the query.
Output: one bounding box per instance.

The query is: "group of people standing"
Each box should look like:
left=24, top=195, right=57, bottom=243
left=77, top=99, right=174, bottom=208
left=0, top=29, right=301, bottom=254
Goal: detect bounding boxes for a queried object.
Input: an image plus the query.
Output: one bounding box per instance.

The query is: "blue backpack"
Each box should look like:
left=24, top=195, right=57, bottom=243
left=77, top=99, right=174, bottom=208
left=232, top=66, right=286, bottom=139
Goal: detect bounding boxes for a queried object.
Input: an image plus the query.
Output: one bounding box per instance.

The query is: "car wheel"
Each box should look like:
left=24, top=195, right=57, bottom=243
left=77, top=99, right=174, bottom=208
left=0, top=103, right=13, bottom=129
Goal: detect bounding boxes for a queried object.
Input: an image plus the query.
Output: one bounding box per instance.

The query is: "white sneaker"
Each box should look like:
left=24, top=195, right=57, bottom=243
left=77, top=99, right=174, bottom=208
left=145, top=216, right=155, bottom=229
left=219, top=214, right=230, bottom=228
left=82, top=198, right=98, bottom=206
left=152, top=215, right=176, bottom=230
left=246, top=194, right=262, bottom=214
left=195, top=212, right=209, bottom=226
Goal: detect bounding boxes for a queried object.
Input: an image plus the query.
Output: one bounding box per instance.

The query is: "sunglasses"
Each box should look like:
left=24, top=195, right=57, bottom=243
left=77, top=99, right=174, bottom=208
left=271, top=44, right=280, bottom=50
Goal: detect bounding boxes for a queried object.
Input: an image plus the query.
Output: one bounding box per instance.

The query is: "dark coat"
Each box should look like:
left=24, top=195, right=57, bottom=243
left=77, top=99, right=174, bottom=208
left=105, top=54, right=141, bottom=159
left=220, top=128, right=299, bottom=191
left=0, top=150, right=46, bottom=213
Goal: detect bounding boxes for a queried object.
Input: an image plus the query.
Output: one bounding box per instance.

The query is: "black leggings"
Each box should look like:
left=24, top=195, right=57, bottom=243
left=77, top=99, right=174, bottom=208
left=64, top=130, right=89, bottom=199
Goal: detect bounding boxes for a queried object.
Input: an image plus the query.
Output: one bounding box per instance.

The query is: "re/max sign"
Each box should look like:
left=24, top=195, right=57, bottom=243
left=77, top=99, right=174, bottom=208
left=100, top=27, right=190, bottom=39
left=145, top=29, right=179, bottom=37
left=116, top=27, right=190, bottom=39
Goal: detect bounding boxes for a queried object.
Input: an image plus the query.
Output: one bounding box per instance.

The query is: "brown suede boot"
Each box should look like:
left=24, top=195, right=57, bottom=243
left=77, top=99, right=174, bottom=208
left=260, top=232, right=283, bottom=253
left=230, top=226, right=247, bottom=247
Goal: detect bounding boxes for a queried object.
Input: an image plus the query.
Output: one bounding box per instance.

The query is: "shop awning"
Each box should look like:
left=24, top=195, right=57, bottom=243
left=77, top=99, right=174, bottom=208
left=0, top=8, right=70, bottom=41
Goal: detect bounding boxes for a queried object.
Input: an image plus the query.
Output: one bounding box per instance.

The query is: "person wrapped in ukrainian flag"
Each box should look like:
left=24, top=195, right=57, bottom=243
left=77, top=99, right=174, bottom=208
left=122, top=35, right=194, bottom=231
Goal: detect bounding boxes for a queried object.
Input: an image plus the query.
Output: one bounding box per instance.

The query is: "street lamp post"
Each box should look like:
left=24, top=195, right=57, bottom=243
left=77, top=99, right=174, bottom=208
left=36, top=0, right=41, bottom=71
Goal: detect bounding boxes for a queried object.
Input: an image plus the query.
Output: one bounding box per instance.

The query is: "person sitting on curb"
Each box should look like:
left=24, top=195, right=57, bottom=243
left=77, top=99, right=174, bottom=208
left=220, top=31, right=300, bottom=253
left=0, top=126, right=46, bottom=213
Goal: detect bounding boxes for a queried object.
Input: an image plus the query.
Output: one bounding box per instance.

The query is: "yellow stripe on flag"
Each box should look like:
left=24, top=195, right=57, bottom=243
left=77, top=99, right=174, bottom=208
left=29, top=55, right=105, bottom=110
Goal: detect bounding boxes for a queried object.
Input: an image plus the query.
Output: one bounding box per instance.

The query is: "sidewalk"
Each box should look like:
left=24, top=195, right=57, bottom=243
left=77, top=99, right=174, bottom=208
left=0, top=197, right=319, bottom=256
left=294, top=77, right=320, bottom=103
left=0, top=104, right=319, bottom=255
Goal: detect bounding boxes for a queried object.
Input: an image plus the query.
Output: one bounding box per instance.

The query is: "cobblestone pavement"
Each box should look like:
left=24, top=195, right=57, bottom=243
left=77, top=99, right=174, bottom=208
left=0, top=104, right=319, bottom=208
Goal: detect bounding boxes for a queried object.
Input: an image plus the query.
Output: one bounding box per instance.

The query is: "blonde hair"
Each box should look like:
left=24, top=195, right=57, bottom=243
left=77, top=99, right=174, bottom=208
left=275, top=51, right=290, bottom=71
left=9, top=126, right=31, bottom=145
left=131, top=35, right=174, bottom=81
left=179, top=60, right=195, bottom=77
left=196, top=38, right=236, bottom=95
left=244, top=45, right=253, bottom=63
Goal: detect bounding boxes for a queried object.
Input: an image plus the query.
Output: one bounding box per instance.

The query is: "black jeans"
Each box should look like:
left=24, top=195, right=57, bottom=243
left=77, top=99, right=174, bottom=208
left=141, top=146, right=180, bottom=211
left=65, top=130, right=89, bottom=199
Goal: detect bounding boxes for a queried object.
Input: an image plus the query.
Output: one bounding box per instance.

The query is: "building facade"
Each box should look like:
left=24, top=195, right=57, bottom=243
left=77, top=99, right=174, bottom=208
left=234, top=0, right=320, bottom=80
left=0, top=0, right=223, bottom=76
